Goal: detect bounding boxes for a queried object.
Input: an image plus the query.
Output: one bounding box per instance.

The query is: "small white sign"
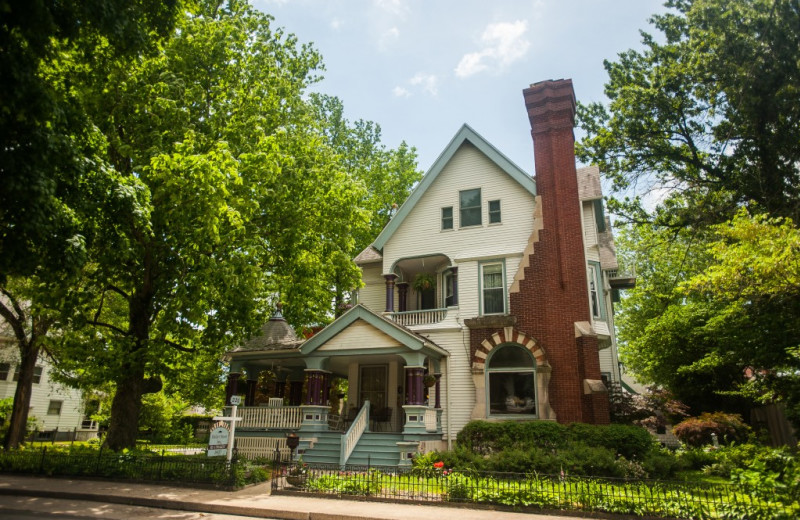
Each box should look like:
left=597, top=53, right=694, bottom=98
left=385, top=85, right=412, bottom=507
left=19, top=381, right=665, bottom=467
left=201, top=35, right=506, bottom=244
left=207, top=424, right=230, bottom=457
left=230, top=395, right=242, bottom=406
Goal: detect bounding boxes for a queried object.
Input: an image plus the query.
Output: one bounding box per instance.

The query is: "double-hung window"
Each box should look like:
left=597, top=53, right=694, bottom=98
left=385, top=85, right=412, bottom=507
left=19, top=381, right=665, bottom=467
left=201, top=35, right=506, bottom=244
left=0, top=363, right=9, bottom=381
left=460, top=189, right=481, bottom=227
left=443, top=269, right=456, bottom=307
left=441, top=207, right=453, bottom=230
left=47, top=400, right=63, bottom=416
left=488, top=200, right=501, bottom=223
left=13, top=365, right=42, bottom=384
left=588, top=265, right=601, bottom=318
left=481, top=262, right=505, bottom=314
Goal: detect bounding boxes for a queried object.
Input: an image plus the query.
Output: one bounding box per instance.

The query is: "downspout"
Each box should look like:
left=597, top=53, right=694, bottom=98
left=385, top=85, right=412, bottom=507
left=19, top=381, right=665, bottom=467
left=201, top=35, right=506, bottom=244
left=446, top=355, right=452, bottom=450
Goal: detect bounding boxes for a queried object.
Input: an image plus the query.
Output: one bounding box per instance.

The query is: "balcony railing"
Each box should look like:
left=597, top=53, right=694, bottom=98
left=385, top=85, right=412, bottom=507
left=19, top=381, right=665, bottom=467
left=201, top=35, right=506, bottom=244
left=388, top=308, right=448, bottom=327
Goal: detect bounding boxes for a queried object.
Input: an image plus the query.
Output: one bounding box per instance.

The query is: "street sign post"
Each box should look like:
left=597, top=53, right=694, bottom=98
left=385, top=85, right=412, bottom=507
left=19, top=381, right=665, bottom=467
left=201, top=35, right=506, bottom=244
left=211, top=396, right=243, bottom=462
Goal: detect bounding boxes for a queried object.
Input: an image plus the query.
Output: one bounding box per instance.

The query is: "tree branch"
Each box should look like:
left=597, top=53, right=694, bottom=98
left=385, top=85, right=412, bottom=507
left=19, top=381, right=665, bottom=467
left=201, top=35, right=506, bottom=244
left=162, top=337, right=195, bottom=353
left=107, top=284, right=130, bottom=301
left=89, top=320, right=129, bottom=337
left=0, top=291, right=27, bottom=344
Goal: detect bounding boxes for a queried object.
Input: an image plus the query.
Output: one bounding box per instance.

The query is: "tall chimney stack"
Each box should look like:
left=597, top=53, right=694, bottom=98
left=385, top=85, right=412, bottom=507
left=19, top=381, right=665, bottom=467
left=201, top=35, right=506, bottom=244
left=511, top=79, right=610, bottom=424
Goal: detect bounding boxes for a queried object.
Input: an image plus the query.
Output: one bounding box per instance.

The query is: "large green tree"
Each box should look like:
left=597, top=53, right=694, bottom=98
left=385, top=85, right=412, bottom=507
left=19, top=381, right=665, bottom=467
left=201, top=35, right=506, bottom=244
left=578, top=0, right=800, bottom=227
left=579, top=0, right=800, bottom=422
left=0, top=0, right=182, bottom=449
left=55, top=0, right=368, bottom=450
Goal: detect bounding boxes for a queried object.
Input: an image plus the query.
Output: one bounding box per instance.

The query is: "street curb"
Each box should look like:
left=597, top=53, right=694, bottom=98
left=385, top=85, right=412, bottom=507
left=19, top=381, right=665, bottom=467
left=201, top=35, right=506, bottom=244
left=0, top=487, right=367, bottom=520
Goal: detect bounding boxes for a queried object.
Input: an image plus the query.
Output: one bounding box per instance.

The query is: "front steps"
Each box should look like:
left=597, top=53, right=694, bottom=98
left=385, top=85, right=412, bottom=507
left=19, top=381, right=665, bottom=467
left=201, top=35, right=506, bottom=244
left=298, top=432, right=404, bottom=467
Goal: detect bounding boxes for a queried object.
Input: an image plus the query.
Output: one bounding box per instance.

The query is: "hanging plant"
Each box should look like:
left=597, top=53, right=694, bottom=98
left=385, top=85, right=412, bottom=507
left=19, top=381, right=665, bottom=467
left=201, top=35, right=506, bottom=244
left=423, top=374, right=437, bottom=388
left=413, top=272, right=436, bottom=292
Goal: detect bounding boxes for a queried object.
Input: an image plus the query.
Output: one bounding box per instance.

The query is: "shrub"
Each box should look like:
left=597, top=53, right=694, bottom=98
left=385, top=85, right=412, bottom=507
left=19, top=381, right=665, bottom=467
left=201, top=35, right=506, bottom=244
left=566, top=423, right=655, bottom=459
left=672, top=412, right=751, bottom=447
left=456, top=420, right=566, bottom=454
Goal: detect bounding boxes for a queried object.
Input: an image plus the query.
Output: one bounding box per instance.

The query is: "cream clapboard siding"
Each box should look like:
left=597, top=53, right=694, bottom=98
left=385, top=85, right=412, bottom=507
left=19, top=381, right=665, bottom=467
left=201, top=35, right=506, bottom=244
left=317, top=320, right=402, bottom=351
left=426, top=328, right=473, bottom=440
left=0, top=354, right=85, bottom=431
left=598, top=348, right=616, bottom=378
left=358, top=264, right=385, bottom=313
left=383, top=143, right=535, bottom=319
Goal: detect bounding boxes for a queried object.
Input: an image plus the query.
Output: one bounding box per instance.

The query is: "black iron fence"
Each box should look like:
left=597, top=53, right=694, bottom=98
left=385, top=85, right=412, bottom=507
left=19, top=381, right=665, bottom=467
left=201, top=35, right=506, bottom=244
left=271, top=460, right=798, bottom=519
left=0, top=446, right=241, bottom=488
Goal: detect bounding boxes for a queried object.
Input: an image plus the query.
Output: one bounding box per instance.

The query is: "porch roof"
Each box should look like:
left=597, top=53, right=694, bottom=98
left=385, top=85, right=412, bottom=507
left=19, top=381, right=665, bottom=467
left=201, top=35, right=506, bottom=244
left=300, top=304, right=448, bottom=359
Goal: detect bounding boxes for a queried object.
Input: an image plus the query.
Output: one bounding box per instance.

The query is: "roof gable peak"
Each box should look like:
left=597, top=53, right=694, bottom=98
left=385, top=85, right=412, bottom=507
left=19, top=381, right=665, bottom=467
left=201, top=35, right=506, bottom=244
left=373, top=124, right=535, bottom=252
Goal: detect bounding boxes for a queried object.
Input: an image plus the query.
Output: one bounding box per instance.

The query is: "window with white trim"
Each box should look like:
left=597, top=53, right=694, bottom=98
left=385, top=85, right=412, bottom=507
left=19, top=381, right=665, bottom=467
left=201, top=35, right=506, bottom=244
left=588, top=265, right=601, bottom=318
left=47, top=400, right=63, bottom=416
left=0, top=363, right=9, bottom=381
left=13, top=365, right=42, bottom=384
left=481, top=262, right=505, bottom=315
left=487, top=345, right=537, bottom=416
left=488, top=200, right=501, bottom=224
left=441, top=207, right=453, bottom=230
left=443, top=269, right=456, bottom=307
left=459, top=188, right=481, bottom=227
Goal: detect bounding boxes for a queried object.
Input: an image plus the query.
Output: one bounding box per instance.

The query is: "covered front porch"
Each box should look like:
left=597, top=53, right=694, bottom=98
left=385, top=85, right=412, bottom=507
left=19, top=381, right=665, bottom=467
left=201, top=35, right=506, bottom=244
left=224, top=305, right=448, bottom=466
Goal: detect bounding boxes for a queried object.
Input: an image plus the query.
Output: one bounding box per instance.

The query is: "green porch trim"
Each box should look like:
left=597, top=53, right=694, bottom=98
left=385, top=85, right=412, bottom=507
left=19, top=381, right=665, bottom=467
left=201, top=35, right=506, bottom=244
left=300, top=304, right=448, bottom=359
left=372, top=124, right=535, bottom=252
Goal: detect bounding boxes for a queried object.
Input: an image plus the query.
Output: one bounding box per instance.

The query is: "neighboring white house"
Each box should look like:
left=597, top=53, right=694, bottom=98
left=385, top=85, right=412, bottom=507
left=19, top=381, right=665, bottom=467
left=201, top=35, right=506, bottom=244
left=0, top=336, right=97, bottom=439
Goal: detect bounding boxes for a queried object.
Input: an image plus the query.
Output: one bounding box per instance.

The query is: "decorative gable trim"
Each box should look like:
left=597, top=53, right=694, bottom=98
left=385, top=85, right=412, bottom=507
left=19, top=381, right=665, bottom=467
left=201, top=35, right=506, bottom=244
left=372, top=124, right=536, bottom=252
left=300, top=304, right=447, bottom=357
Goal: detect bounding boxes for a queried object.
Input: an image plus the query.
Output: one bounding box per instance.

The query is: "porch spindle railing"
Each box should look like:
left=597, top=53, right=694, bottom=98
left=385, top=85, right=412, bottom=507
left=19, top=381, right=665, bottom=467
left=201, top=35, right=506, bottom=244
left=340, top=400, right=370, bottom=466
left=388, top=308, right=447, bottom=326
left=233, top=406, right=303, bottom=429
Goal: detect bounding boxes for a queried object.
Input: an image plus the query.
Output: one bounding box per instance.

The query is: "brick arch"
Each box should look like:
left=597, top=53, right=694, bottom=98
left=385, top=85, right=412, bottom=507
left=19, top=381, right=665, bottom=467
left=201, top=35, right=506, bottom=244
left=471, top=326, right=548, bottom=371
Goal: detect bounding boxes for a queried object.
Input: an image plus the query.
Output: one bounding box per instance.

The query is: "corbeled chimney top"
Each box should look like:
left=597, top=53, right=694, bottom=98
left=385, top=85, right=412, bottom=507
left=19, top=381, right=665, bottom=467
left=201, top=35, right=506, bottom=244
left=523, top=79, right=576, bottom=135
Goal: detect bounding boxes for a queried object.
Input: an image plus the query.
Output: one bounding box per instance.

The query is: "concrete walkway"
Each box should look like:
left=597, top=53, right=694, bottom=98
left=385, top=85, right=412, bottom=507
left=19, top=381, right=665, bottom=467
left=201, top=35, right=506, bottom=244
left=0, top=475, right=580, bottom=520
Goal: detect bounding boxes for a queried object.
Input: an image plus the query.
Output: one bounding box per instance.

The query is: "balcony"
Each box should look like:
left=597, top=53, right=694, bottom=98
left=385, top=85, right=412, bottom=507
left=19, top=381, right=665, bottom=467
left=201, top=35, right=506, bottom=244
left=607, top=269, right=636, bottom=290
left=388, top=308, right=448, bottom=327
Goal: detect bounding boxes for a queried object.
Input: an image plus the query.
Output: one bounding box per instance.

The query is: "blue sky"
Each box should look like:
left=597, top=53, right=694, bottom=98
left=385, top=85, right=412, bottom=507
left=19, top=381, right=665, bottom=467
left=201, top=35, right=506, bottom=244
left=252, top=0, right=666, bottom=174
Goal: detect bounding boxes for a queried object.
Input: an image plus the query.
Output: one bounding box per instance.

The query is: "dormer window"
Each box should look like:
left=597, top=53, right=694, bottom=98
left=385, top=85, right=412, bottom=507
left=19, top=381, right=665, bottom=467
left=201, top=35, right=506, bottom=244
left=460, top=188, right=481, bottom=227
left=441, top=207, right=453, bottom=230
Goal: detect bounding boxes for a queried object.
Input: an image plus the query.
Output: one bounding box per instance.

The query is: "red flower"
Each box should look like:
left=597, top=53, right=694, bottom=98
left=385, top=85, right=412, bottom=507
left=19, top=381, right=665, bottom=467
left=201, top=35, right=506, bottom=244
left=433, top=461, right=444, bottom=468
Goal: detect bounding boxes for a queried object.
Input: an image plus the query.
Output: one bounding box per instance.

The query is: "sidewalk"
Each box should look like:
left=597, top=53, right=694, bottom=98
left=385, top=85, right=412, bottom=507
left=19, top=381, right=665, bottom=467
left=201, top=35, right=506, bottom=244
left=0, top=474, right=580, bottom=520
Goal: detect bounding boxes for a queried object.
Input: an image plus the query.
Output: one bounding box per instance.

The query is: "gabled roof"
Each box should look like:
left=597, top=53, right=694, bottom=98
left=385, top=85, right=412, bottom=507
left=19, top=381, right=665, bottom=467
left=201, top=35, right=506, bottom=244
left=300, top=304, right=447, bottom=358
left=372, top=124, right=536, bottom=252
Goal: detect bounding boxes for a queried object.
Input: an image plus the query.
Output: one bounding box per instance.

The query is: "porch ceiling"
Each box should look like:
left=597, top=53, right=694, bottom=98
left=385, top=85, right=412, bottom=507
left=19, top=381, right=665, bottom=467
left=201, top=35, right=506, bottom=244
left=392, top=254, right=451, bottom=283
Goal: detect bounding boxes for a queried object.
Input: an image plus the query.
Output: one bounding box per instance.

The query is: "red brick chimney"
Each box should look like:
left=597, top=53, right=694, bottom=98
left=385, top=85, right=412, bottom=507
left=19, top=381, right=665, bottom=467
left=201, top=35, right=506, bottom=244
left=511, top=79, right=609, bottom=424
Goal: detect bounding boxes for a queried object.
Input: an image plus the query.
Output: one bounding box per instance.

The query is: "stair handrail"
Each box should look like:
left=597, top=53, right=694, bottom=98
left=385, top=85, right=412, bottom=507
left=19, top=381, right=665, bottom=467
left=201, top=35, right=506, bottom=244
left=340, top=400, right=370, bottom=466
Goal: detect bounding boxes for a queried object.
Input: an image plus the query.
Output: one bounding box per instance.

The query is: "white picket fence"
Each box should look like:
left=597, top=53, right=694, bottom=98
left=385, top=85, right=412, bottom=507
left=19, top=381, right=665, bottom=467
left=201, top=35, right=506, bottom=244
left=235, top=436, right=291, bottom=460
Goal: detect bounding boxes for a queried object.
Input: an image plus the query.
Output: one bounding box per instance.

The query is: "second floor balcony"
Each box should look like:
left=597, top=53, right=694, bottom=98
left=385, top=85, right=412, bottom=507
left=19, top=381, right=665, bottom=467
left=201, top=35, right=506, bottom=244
left=387, top=307, right=449, bottom=327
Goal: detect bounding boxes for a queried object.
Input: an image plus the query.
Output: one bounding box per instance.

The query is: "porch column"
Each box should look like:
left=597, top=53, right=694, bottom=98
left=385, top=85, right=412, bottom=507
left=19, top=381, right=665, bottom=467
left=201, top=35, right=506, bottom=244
left=434, top=374, right=442, bottom=409
left=225, top=372, right=241, bottom=405
left=405, top=366, right=425, bottom=405
left=245, top=378, right=257, bottom=406
left=305, top=370, right=328, bottom=405
left=397, top=282, right=409, bottom=312
left=384, top=274, right=397, bottom=312
left=451, top=267, right=459, bottom=305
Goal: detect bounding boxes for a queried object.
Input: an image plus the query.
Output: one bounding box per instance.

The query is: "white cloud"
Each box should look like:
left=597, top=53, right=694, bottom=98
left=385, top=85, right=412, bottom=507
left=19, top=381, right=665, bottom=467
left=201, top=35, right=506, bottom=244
left=374, top=0, right=408, bottom=16
left=455, top=20, right=530, bottom=78
left=409, top=73, right=439, bottom=96
left=392, top=86, right=412, bottom=98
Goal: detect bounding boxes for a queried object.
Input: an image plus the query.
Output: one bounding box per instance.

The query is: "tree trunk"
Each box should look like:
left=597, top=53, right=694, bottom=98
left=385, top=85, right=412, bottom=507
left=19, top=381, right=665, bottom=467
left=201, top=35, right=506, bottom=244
left=104, top=369, right=146, bottom=451
left=3, top=340, right=39, bottom=449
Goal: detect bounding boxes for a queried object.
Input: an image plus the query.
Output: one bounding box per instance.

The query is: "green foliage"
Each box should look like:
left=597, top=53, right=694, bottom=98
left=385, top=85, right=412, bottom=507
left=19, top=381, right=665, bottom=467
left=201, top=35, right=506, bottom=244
left=673, top=412, right=752, bottom=447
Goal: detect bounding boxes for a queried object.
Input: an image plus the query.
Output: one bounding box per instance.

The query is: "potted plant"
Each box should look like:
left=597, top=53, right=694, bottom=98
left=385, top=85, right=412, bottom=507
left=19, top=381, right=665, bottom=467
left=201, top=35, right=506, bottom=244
left=423, top=374, right=437, bottom=388
left=413, top=272, right=436, bottom=292
left=285, top=455, right=308, bottom=488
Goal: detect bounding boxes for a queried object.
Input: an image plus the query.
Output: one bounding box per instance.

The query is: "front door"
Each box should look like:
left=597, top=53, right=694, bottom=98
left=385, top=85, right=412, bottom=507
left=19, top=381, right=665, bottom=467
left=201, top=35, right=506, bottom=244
left=359, top=365, right=387, bottom=410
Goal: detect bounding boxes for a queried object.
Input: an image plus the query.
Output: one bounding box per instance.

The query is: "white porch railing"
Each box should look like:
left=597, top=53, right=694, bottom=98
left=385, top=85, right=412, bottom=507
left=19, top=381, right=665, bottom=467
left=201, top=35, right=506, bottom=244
left=233, top=406, right=303, bottom=429
left=424, top=408, right=438, bottom=433
left=388, top=308, right=448, bottom=326
left=340, top=400, right=370, bottom=466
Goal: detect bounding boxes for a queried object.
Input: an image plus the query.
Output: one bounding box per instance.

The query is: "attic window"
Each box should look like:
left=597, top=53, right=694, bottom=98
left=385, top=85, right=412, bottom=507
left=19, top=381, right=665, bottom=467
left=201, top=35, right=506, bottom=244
left=441, top=207, right=453, bottom=230
left=489, top=200, right=501, bottom=224
left=460, top=189, right=481, bottom=227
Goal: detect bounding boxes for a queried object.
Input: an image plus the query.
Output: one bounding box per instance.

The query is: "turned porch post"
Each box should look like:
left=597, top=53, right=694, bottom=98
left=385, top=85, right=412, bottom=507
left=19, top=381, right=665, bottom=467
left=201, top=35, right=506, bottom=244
left=225, top=372, right=241, bottom=405
left=397, top=282, right=409, bottom=312
left=384, top=274, right=398, bottom=312
left=404, top=366, right=425, bottom=405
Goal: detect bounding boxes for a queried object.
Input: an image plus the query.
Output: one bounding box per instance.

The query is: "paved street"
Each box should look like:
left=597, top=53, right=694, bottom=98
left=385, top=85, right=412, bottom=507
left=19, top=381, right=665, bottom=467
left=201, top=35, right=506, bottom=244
left=0, top=496, right=271, bottom=520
